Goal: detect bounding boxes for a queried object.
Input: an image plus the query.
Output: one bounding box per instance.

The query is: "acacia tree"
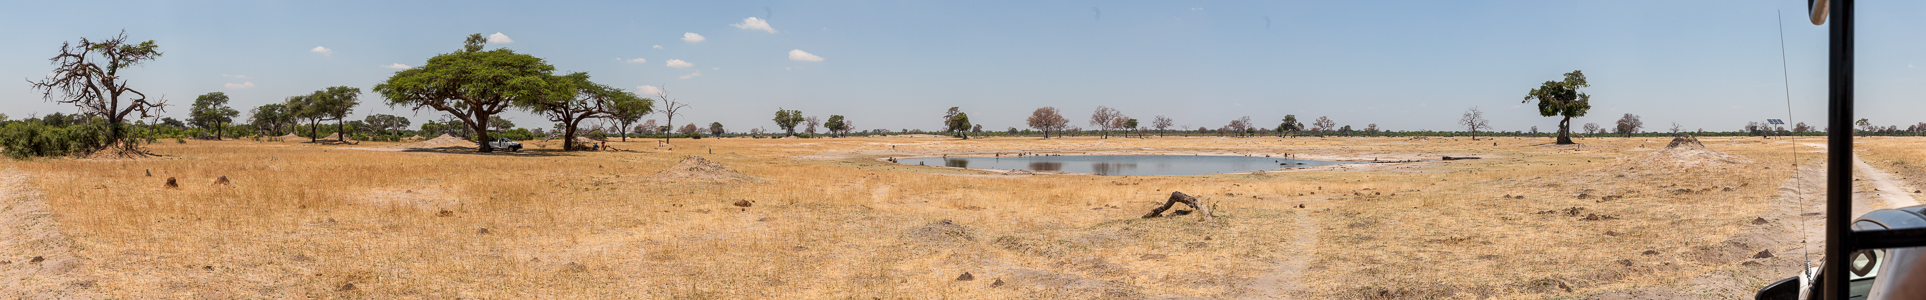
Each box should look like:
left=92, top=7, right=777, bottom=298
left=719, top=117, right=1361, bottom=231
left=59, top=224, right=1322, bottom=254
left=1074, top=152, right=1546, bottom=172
left=249, top=103, right=292, bottom=136
left=1123, top=118, right=1139, bottom=138
left=1459, top=107, right=1490, bottom=140
left=1312, top=116, right=1336, bottom=134
left=27, top=31, right=167, bottom=156
left=709, top=122, right=726, bottom=136
left=944, top=107, right=972, bottom=139
left=1522, top=70, right=1592, bottom=144
left=189, top=92, right=239, bottom=139
left=678, top=123, right=699, bottom=135
left=284, top=94, right=326, bottom=142
left=1152, top=115, right=1173, bottom=137
left=1582, top=123, right=1601, bottom=135
left=610, top=99, right=649, bottom=141
left=1089, top=106, right=1123, bottom=138
left=1277, top=115, right=1303, bottom=137
left=1027, top=106, right=1068, bottom=138
left=773, top=108, right=803, bottom=136
left=363, top=114, right=410, bottom=137
left=1614, top=113, right=1642, bottom=137
left=825, top=115, right=848, bottom=137
left=375, top=33, right=559, bottom=152
left=315, top=86, right=362, bottom=142
left=520, top=72, right=650, bottom=150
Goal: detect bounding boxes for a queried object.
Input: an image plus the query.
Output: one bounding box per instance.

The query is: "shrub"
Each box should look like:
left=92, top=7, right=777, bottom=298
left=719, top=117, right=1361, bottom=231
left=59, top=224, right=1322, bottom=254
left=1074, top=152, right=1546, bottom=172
left=0, top=120, right=109, bottom=159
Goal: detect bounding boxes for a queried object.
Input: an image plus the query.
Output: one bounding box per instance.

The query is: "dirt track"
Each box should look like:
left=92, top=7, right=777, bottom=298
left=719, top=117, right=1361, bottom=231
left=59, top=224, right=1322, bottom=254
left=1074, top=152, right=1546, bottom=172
left=0, top=168, right=101, bottom=299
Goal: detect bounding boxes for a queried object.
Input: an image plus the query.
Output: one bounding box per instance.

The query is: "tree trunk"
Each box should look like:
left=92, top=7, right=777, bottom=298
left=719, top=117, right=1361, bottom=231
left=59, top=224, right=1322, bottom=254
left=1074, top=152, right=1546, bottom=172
left=337, top=118, right=347, bottom=143
left=309, top=119, right=319, bottom=143
left=562, top=119, right=578, bottom=151
left=474, top=112, right=494, bottom=152
left=1556, top=116, right=1574, bottom=144
left=1142, top=191, right=1211, bottom=221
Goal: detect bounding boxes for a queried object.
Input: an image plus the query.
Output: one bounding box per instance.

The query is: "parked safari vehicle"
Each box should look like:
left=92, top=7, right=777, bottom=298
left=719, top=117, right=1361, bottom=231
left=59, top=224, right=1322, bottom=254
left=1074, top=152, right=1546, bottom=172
left=1755, top=205, right=1926, bottom=300
left=488, top=137, right=522, bottom=152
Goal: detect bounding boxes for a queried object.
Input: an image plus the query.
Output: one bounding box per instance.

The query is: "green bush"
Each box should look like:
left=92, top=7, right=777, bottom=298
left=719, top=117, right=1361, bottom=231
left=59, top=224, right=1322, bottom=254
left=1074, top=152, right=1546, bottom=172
left=0, top=120, right=109, bottom=159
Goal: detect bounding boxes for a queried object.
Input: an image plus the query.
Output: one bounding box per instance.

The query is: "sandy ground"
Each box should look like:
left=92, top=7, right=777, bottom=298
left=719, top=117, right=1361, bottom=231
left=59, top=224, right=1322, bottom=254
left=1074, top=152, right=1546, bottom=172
left=0, top=168, right=102, bottom=299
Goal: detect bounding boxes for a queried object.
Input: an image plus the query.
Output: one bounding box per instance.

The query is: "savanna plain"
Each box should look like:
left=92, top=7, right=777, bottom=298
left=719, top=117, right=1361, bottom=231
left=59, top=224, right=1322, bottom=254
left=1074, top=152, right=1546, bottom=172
left=6, top=134, right=1914, bottom=299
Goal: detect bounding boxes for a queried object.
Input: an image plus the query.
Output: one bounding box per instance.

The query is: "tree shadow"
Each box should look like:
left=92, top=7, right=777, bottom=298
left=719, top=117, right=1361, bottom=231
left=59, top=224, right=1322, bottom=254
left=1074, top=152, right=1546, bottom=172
left=396, top=147, right=577, bottom=157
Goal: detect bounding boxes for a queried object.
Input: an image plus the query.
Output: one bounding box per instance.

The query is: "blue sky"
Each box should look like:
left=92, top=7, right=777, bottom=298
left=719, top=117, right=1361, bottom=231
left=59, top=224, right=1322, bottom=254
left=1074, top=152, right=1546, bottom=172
left=3, top=1, right=1924, bottom=133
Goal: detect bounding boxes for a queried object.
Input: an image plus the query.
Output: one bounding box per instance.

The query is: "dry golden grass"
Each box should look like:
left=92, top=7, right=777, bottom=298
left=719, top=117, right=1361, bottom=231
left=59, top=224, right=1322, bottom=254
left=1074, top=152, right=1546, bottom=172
left=1, top=134, right=1826, bottom=299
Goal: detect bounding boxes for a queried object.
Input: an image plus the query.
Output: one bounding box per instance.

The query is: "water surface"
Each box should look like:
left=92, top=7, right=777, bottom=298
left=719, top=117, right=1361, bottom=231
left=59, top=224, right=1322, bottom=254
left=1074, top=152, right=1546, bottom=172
left=895, top=155, right=1355, bottom=176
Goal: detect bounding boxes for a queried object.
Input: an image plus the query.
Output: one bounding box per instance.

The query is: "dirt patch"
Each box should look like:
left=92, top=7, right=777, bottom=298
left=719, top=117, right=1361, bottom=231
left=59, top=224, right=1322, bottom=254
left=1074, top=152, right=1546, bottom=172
left=357, top=188, right=464, bottom=211
left=384, top=134, right=474, bottom=149
left=902, top=219, right=975, bottom=244
left=0, top=168, right=103, bottom=299
left=648, top=156, right=755, bottom=183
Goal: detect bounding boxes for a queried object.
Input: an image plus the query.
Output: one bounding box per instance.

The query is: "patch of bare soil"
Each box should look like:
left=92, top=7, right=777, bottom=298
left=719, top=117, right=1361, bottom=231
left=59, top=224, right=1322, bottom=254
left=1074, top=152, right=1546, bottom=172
left=0, top=168, right=103, bottom=299
left=648, top=156, right=755, bottom=183
left=383, top=134, right=473, bottom=149
left=319, top=133, right=359, bottom=144
left=358, top=188, right=464, bottom=211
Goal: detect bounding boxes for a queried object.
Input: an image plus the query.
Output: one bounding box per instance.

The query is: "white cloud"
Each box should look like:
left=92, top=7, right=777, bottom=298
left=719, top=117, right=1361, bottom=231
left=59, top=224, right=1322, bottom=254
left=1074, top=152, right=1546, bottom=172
left=682, top=32, right=705, bottom=43
left=380, top=63, right=413, bottom=69
left=679, top=71, right=702, bottom=79
left=625, top=58, right=648, bottom=63
left=488, top=32, right=514, bottom=44
left=653, top=45, right=664, bottom=49
left=788, top=49, right=825, bottom=62
left=221, top=74, right=249, bottom=79
left=732, top=17, right=777, bottom=33
left=225, top=82, right=255, bottom=90
left=665, top=59, right=693, bottom=68
left=310, top=46, right=333, bottom=56
left=1190, top=7, right=1204, bottom=10
left=636, top=85, right=663, bottom=96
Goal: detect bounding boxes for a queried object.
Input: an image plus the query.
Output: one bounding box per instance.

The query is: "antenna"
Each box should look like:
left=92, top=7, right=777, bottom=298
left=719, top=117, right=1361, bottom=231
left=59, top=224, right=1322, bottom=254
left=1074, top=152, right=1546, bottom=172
left=1779, top=9, right=1811, bottom=279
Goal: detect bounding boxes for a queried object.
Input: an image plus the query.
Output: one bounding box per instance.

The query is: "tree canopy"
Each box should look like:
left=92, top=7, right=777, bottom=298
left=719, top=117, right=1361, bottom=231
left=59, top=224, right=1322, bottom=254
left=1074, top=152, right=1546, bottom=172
left=375, top=33, right=559, bottom=152
left=1522, top=70, right=1592, bottom=144
left=773, top=108, right=803, bottom=136
left=825, top=115, right=848, bottom=137
left=189, top=92, right=240, bottom=139
left=1027, top=106, right=1067, bottom=138
left=519, top=72, right=651, bottom=150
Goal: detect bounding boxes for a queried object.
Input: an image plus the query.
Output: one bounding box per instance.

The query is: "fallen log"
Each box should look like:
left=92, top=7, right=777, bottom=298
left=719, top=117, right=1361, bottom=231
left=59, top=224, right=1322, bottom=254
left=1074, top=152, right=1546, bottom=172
left=1442, top=156, right=1481, bottom=160
left=1142, top=191, right=1211, bottom=221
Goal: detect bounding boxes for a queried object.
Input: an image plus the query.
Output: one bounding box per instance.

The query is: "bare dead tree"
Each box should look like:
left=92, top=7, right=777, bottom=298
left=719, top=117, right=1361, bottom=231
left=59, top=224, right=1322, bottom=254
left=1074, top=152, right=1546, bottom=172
left=803, top=116, right=820, bottom=135
left=27, top=31, right=168, bottom=157
left=1152, top=115, right=1173, bottom=137
left=654, top=86, right=689, bottom=144
left=1089, top=106, right=1122, bottom=138
left=1459, top=107, right=1491, bottom=140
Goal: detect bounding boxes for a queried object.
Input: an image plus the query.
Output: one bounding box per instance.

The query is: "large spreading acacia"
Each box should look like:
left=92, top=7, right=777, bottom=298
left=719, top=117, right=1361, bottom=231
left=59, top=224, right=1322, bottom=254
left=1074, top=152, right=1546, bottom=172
left=188, top=92, right=239, bottom=139
left=1522, top=70, right=1592, bottom=144
left=283, top=94, right=323, bottom=142
left=521, top=72, right=650, bottom=151
left=27, top=31, right=167, bottom=156
left=375, top=34, right=558, bottom=152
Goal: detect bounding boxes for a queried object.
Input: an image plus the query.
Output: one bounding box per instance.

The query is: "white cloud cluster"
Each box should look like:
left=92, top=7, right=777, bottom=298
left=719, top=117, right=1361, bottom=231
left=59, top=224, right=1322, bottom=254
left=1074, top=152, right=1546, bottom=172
left=626, top=58, right=647, bottom=63
left=679, top=71, right=702, bottom=79
left=380, top=63, right=413, bottom=69
left=653, top=45, right=664, bottom=49
left=636, top=85, right=663, bottom=96
left=488, top=32, right=514, bottom=43
left=732, top=17, right=777, bottom=33
left=665, top=59, right=693, bottom=68
left=788, top=49, right=824, bottom=62
left=225, top=82, right=255, bottom=89
left=310, top=46, right=333, bottom=56
left=682, top=32, right=705, bottom=43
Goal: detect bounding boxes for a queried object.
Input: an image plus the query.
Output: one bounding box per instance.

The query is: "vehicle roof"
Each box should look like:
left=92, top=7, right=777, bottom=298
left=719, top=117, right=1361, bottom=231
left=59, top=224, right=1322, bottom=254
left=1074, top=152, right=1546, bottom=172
left=1857, top=205, right=1926, bottom=230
